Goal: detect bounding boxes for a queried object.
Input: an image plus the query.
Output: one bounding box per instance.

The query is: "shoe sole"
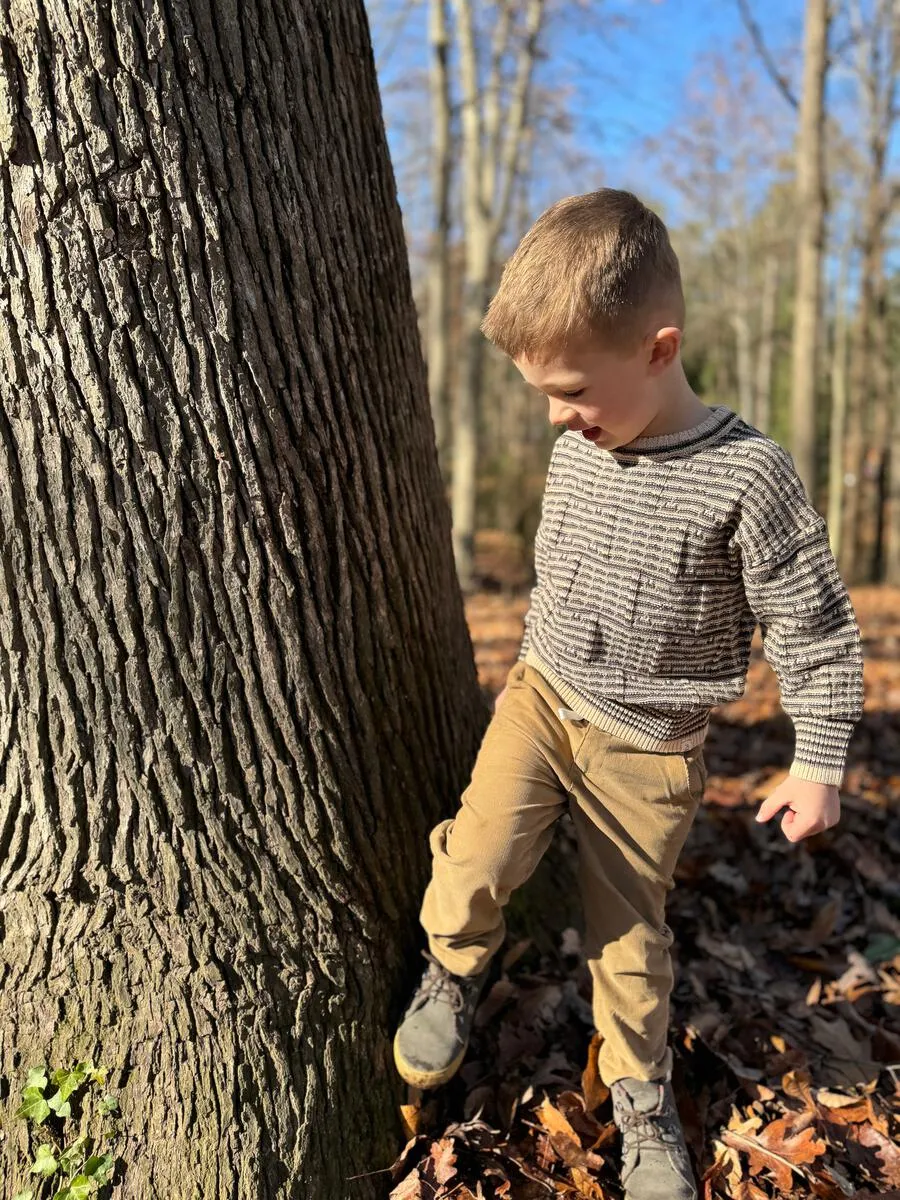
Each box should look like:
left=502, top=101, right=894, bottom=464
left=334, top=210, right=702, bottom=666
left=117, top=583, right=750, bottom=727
left=392, top=1029, right=468, bottom=1090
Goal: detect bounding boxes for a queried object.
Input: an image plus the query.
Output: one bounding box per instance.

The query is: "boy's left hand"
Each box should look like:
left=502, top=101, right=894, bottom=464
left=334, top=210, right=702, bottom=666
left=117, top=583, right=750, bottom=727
left=754, top=777, right=841, bottom=842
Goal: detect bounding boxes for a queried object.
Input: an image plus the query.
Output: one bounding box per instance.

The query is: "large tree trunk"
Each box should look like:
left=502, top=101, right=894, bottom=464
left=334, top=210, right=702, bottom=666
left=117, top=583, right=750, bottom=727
left=0, top=2, right=487, bottom=1195
left=789, top=0, right=829, bottom=502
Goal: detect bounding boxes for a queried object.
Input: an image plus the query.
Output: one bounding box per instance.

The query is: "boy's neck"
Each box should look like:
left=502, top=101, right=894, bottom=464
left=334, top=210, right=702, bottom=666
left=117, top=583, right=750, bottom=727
left=635, top=361, right=708, bottom=440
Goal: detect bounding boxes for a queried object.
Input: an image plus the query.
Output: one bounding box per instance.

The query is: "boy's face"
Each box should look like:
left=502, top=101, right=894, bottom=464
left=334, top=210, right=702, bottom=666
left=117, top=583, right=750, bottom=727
left=513, top=329, right=680, bottom=449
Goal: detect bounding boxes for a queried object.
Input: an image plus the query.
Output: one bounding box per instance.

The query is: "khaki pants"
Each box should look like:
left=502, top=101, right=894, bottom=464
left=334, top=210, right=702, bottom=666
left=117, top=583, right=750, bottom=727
left=419, top=659, right=707, bottom=1086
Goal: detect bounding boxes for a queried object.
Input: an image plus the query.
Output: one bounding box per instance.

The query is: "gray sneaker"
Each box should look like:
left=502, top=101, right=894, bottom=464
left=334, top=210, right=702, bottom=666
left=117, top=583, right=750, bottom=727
left=392, top=949, right=492, bottom=1089
left=610, top=1075, right=697, bottom=1200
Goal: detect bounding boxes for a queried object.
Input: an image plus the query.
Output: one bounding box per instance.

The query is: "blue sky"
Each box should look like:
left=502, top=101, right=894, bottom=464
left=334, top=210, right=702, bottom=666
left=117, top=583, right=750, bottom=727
left=562, top=2, right=801, bottom=178
left=369, top=0, right=807, bottom=231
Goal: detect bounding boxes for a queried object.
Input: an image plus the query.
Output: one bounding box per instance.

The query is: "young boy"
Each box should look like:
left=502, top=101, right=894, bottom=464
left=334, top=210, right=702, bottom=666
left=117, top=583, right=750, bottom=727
left=392, top=190, right=864, bottom=1199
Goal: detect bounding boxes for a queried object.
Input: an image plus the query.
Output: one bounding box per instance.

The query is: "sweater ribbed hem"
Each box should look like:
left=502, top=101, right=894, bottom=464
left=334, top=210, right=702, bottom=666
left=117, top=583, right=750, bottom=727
left=787, top=717, right=854, bottom=786
left=788, top=761, right=846, bottom=786
left=523, top=648, right=710, bottom=753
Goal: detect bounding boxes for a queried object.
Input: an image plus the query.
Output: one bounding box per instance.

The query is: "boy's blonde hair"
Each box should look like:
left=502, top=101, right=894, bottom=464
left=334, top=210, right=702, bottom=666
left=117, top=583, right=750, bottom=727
left=481, top=189, right=684, bottom=364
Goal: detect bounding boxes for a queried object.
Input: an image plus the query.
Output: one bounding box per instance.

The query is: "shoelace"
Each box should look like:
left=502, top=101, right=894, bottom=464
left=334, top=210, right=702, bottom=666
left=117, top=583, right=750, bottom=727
left=613, top=1087, right=684, bottom=1153
left=617, top=1109, right=684, bottom=1151
left=410, top=949, right=471, bottom=1014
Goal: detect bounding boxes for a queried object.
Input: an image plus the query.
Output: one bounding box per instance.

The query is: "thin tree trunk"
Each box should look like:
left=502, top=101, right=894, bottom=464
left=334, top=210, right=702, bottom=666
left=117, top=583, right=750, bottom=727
left=427, top=0, right=454, bottom=477
left=828, top=224, right=854, bottom=562
left=451, top=0, right=545, bottom=591
left=0, top=2, right=486, bottom=1194
left=790, top=0, right=830, bottom=501
left=885, top=373, right=900, bottom=583
left=842, top=0, right=898, bottom=583
left=754, top=249, right=779, bottom=431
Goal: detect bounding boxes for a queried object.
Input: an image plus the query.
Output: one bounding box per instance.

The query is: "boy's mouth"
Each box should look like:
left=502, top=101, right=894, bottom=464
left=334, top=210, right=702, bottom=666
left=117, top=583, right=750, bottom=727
left=581, top=426, right=604, bottom=441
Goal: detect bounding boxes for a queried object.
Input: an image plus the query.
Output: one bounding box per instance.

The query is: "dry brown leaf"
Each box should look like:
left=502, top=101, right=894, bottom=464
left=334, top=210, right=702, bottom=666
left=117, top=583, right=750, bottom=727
left=431, top=1136, right=459, bottom=1186
left=390, top=1133, right=426, bottom=1182
left=722, top=1114, right=826, bottom=1193
left=695, top=928, right=757, bottom=972
left=580, top=1033, right=609, bottom=1113
left=803, top=896, right=841, bottom=945
left=569, top=1164, right=606, bottom=1197
left=782, top=1068, right=816, bottom=1108
left=536, top=1096, right=606, bottom=1175
left=537, top=1096, right=581, bottom=1141
left=856, top=1125, right=900, bottom=1188
left=390, top=1169, right=424, bottom=1199
left=734, top=1180, right=768, bottom=1199
left=815, top=1088, right=863, bottom=1108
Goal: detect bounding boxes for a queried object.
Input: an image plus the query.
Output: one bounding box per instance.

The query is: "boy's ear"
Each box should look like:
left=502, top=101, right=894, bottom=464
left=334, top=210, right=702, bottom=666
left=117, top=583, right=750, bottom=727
left=648, top=326, right=682, bottom=372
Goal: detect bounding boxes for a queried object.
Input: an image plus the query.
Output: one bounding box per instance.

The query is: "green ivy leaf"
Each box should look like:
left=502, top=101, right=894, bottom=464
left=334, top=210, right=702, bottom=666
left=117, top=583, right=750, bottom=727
left=50, top=1067, right=85, bottom=1103
left=864, top=933, right=900, bottom=963
left=16, top=1087, right=52, bottom=1124
left=12, top=1190, right=35, bottom=1200
left=64, top=1175, right=95, bottom=1200
left=29, top=1143, right=59, bottom=1176
left=50, top=1189, right=71, bottom=1200
left=82, top=1153, right=114, bottom=1182
left=71, top=1059, right=102, bottom=1085
left=57, top=1134, right=90, bottom=1174
left=99, top=1093, right=119, bottom=1115
left=24, top=1067, right=48, bottom=1091
left=46, top=1091, right=72, bottom=1118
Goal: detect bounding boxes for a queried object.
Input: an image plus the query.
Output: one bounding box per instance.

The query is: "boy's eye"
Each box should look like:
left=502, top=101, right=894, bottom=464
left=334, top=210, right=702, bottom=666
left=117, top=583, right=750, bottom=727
left=563, top=389, right=584, bottom=398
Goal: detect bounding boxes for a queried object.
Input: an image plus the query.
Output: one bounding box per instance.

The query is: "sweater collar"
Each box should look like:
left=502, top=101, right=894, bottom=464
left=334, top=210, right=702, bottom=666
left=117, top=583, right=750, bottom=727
left=605, top=403, right=738, bottom=458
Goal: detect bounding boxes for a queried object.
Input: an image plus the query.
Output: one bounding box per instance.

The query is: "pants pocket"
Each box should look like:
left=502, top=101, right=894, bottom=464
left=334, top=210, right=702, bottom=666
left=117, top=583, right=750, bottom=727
left=679, top=747, right=707, bottom=803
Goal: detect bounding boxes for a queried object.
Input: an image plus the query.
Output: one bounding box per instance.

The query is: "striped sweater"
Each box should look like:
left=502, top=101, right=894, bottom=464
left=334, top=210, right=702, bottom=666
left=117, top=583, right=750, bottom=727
left=518, top=403, right=864, bottom=786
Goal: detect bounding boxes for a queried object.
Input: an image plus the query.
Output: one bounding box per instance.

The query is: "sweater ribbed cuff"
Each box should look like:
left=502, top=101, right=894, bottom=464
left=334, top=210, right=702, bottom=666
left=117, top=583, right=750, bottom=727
left=788, top=718, right=856, bottom=787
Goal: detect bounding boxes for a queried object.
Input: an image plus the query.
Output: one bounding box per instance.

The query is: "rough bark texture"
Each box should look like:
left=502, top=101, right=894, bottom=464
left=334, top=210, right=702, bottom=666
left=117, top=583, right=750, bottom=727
left=0, top=1, right=487, bottom=1195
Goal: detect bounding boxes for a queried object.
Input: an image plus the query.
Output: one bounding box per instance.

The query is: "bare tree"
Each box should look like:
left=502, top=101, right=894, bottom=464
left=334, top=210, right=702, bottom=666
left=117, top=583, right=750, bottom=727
left=0, top=1, right=487, bottom=1193
left=828, top=210, right=857, bottom=560
left=841, top=0, right=900, bottom=584
left=452, top=0, right=546, bottom=591
left=427, top=0, right=455, bottom=476
left=790, top=0, right=830, bottom=501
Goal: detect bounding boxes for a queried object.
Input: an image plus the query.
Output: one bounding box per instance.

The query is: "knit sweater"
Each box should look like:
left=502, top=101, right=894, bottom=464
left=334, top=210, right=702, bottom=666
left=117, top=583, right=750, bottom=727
left=518, top=403, right=864, bottom=786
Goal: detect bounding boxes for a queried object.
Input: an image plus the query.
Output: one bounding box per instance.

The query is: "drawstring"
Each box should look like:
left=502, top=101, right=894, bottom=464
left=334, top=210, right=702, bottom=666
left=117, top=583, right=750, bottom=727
left=557, top=706, right=586, bottom=722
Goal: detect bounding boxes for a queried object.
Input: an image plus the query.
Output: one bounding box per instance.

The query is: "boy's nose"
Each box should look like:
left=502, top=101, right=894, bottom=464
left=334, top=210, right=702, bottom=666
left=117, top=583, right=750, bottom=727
left=548, top=397, right=577, bottom=427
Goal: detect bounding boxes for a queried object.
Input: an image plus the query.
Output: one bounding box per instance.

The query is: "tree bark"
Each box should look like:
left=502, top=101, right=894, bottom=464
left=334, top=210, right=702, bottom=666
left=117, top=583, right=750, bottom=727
left=789, top=0, right=830, bottom=502
left=0, top=1, right=487, bottom=1194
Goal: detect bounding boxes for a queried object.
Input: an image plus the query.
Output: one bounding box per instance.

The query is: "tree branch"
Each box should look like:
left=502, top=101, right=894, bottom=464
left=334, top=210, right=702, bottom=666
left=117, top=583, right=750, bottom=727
left=736, top=0, right=799, bottom=109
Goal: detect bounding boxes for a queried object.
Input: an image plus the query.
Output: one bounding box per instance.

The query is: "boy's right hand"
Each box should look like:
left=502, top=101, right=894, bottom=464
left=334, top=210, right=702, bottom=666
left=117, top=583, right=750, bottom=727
left=494, top=685, right=508, bottom=712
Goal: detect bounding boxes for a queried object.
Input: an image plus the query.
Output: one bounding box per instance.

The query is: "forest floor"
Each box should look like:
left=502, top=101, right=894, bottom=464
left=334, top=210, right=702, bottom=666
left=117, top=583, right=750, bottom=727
left=387, top=534, right=900, bottom=1200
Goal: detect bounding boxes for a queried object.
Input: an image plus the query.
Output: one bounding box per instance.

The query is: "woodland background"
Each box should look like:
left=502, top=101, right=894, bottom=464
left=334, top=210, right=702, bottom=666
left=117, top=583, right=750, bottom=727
left=370, top=0, right=899, bottom=593
left=366, top=2, right=900, bottom=1197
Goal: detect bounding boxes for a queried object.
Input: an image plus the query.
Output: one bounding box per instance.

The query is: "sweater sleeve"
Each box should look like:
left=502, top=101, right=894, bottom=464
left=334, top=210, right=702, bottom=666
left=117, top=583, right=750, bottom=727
left=733, top=447, right=864, bottom=786
left=518, top=437, right=562, bottom=662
